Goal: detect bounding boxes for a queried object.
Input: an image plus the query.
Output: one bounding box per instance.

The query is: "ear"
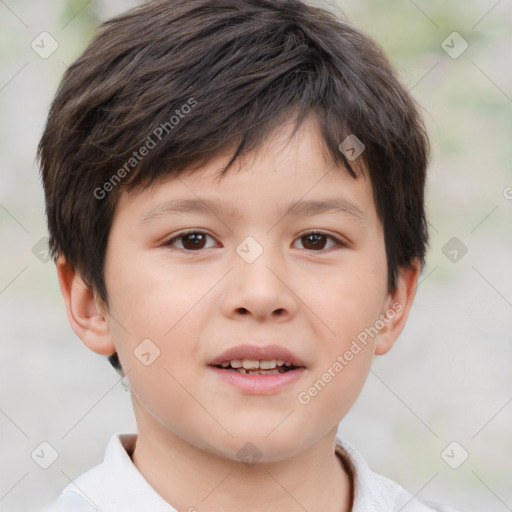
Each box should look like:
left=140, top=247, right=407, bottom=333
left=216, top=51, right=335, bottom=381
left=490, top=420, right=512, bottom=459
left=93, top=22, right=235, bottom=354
left=374, top=261, right=421, bottom=356
left=56, top=255, right=116, bottom=356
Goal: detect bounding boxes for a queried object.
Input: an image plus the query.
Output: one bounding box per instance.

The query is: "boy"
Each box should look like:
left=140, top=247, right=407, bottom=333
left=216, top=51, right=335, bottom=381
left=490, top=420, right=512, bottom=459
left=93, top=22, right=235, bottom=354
left=38, top=0, right=459, bottom=510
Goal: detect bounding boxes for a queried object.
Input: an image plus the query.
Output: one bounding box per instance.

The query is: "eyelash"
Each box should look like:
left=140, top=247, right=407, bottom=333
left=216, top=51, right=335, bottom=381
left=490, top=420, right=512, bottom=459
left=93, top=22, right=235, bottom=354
left=163, top=229, right=347, bottom=252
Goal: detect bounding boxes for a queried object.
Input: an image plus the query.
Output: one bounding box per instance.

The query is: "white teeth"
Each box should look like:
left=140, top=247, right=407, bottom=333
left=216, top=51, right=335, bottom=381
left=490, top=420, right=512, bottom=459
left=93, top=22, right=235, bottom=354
left=242, top=359, right=260, bottom=369
left=241, top=359, right=289, bottom=369
left=219, top=359, right=296, bottom=370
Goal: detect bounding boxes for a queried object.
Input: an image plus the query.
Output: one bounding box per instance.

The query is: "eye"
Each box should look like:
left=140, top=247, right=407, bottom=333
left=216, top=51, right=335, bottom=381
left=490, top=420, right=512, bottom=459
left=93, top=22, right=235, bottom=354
left=164, top=230, right=217, bottom=251
left=163, top=230, right=346, bottom=252
left=293, top=231, right=346, bottom=251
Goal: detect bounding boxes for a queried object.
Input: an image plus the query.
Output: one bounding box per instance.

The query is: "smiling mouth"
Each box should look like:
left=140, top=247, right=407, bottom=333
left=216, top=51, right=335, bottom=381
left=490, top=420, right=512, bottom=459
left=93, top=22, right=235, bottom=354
left=213, top=359, right=299, bottom=375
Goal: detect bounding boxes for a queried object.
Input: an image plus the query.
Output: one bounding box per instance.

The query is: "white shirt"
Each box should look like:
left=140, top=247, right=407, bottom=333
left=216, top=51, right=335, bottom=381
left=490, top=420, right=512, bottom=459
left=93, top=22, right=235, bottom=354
left=46, top=434, right=460, bottom=512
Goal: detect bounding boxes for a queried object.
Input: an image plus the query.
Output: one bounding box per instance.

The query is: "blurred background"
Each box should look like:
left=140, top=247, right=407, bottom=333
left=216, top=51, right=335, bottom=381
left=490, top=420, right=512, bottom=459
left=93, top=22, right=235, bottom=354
left=0, top=0, right=510, bottom=511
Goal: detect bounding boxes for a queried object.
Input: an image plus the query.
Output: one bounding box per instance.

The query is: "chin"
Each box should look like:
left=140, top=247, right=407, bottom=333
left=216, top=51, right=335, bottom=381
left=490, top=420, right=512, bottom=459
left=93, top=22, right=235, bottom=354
left=215, top=426, right=308, bottom=464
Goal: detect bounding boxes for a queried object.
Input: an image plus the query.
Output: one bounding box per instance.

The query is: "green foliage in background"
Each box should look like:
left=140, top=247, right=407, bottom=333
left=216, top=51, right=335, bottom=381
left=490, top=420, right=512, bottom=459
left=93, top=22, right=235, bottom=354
left=59, top=0, right=101, bottom=57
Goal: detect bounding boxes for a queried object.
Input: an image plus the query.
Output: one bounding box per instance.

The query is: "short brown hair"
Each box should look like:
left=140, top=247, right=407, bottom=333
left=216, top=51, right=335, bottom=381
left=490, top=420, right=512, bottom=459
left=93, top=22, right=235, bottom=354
left=38, top=0, right=429, bottom=364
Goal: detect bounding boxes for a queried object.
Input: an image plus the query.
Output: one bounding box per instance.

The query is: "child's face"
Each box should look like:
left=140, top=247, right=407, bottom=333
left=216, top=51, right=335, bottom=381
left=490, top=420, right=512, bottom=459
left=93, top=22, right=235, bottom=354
left=95, top=116, right=415, bottom=461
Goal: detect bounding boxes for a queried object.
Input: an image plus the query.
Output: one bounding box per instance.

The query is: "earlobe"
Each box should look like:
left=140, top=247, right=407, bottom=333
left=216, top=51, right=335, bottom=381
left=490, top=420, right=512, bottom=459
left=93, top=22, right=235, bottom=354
left=56, top=256, right=116, bottom=356
left=374, top=262, right=421, bottom=356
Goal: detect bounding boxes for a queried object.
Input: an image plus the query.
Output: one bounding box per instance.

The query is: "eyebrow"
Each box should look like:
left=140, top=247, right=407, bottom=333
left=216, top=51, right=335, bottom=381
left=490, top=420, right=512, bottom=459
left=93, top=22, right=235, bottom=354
left=140, top=197, right=365, bottom=224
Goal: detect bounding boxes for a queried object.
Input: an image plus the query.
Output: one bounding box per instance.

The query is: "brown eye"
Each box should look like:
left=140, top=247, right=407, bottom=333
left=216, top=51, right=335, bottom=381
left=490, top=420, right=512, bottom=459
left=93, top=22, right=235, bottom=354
left=301, top=233, right=327, bottom=250
left=165, top=231, right=216, bottom=251
left=294, top=232, right=344, bottom=251
left=181, top=233, right=207, bottom=250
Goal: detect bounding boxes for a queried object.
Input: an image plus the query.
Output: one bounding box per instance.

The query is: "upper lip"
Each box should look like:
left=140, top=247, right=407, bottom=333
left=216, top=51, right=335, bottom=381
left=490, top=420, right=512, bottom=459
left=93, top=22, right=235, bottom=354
left=208, top=344, right=306, bottom=367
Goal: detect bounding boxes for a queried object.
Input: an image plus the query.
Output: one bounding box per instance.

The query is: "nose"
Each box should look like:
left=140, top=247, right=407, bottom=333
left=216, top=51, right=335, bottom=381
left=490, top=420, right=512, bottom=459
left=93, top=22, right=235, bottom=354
left=221, top=246, right=298, bottom=323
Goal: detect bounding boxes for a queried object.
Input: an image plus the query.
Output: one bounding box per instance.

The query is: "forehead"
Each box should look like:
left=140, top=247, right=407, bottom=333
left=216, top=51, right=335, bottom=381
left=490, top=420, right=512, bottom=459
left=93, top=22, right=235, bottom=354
left=113, top=116, right=374, bottom=224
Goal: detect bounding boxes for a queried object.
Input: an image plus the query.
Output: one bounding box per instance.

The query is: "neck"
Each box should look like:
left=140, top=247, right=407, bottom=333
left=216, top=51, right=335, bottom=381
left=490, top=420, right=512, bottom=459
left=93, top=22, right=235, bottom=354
left=130, top=406, right=353, bottom=512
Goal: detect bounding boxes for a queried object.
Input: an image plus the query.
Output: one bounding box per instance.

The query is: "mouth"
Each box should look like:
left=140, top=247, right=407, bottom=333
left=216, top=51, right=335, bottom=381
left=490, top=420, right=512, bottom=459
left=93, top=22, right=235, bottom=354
left=212, top=358, right=300, bottom=375
left=208, top=343, right=306, bottom=374
left=207, top=344, right=306, bottom=393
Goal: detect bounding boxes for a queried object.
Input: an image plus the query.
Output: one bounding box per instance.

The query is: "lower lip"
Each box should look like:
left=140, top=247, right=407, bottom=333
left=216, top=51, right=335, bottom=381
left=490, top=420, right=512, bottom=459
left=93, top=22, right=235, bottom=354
left=208, top=366, right=306, bottom=394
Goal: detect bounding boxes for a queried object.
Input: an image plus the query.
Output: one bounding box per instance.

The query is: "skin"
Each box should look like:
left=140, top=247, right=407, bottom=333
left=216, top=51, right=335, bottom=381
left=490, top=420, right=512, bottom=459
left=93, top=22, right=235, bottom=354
left=57, top=115, right=419, bottom=512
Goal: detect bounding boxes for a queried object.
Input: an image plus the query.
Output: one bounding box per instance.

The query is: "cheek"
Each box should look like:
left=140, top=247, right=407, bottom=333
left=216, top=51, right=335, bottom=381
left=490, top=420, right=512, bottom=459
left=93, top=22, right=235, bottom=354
left=104, top=249, right=201, bottom=337
left=296, top=251, right=387, bottom=411
left=306, top=262, right=387, bottom=347
left=103, top=254, right=202, bottom=389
